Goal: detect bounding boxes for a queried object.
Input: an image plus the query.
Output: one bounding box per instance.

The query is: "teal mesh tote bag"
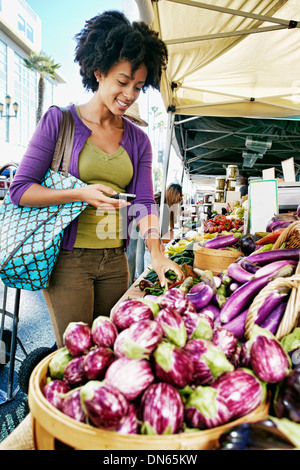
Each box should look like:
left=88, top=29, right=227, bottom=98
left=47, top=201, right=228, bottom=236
left=0, top=107, right=88, bottom=291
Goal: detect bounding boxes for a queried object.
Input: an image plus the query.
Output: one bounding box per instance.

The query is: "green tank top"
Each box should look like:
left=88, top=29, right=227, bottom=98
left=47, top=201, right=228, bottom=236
left=73, top=108, right=133, bottom=249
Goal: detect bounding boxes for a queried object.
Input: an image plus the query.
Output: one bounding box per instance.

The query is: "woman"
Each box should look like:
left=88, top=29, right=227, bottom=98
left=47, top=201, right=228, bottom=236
left=9, top=10, right=183, bottom=347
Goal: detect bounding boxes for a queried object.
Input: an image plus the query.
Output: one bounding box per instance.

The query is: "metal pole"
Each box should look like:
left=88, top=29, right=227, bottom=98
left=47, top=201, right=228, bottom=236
left=159, top=109, right=175, bottom=232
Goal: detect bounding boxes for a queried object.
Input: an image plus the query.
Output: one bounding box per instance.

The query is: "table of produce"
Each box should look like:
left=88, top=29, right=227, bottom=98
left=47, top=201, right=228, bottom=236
left=32, top=208, right=300, bottom=450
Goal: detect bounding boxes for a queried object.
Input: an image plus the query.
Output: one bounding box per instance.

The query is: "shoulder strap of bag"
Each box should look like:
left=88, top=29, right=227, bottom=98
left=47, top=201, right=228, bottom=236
left=50, top=106, right=75, bottom=175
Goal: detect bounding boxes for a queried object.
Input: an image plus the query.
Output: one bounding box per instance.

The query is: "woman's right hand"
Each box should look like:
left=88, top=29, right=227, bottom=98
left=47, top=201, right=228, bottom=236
left=79, top=183, right=130, bottom=209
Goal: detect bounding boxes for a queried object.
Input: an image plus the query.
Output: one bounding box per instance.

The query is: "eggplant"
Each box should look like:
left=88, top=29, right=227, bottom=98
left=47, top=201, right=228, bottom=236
left=63, top=322, right=93, bottom=357
left=187, top=282, right=214, bottom=311
left=105, top=357, right=155, bottom=401
left=140, top=382, right=184, bottom=435
left=212, top=327, right=238, bottom=359
left=116, top=403, right=139, bottom=434
left=255, top=288, right=289, bottom=326
left=197, top=303, right=220, bottom=320
left=158, top=288, right=195, bottom=314
left=63, top=356, right=86, bottom=387
left=219, top=274, right=271, bottom=324
left=42, top=380, right=71, bottom=411
left=227, top=262, right=254, bottom=284
left=211, top=368, right=266, bottom=420
left=83, top=346, right=115, bottom=380
left=110, top=299, right=153, bottom=331
left=259, top=301, right=287, bottom=335
left=183, top=339, right=234, bottom=385
left=243, top=248, right=300, bottom=267
left=254, top=260, right=297, bottom=279
left=114, top=319, right=163, bottom=360
left=154, top=307, right=187, bottom=347
left=220, top=309, right=249, bottom=339
left=203, top=234, right=240, bottom=250
left=80, top=380, right=129, bottom=430
left=61, top=389, right=86, bottom=423
left=238, top=235, right=256, bottom=256
left=250, top=332, right=290, bottom=383
left=219, top=264, right=294, bottom=324
left=184, top=385, right=231, bottom=429
left=274, top=366, right=300, bottom=422
left=298, top=204, right=300, bottom=218
left=181, top=310, right=213, bottom=341
left=91, top=316, right=118, bottom=348
left=48, top=347, right=73, bottom=380
left=216, top=420, right=296, bottom=450
left=153, top=341, right=194, bottom=389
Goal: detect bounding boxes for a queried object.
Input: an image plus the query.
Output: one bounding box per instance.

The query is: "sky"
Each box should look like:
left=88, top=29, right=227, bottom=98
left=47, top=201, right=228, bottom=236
left=25, top=0, right=164, bottom=123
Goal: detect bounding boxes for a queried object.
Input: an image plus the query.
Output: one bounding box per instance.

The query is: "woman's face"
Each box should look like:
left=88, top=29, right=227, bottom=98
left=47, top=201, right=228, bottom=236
left=95, top=61, right=147, bottom=116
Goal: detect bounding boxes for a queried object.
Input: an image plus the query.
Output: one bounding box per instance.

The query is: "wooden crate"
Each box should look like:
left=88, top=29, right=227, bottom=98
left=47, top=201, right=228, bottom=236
left=194, top=243, right=242, bottom=275
left=28, top=352, right=269, bottom=450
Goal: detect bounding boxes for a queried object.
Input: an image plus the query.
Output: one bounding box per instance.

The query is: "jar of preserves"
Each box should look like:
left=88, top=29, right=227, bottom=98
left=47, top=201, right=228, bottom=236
left=215, top=177, right=226, bottom=190
left=215, top=190, right=225, bottom=203
left=227, top=179, right=236, bottom=191
left=226, top=165, right=238, bottom=179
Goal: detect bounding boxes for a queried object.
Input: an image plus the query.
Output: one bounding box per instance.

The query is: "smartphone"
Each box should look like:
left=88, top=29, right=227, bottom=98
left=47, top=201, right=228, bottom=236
left=111, top=193, right=136, bottom=201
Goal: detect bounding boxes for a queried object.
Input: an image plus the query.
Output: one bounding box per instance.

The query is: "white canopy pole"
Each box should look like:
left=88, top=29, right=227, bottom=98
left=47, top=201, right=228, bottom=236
left=159, top=107, right=175, bottom=233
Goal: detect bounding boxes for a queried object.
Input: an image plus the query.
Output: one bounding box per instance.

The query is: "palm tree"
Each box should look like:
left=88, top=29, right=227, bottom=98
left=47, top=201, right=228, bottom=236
left=23, top=51, right=60, bottom=124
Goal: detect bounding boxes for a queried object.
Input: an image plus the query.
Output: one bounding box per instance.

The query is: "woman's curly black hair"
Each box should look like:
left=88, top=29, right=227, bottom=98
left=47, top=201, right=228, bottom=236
left=74, top=10, right=168, bottom=93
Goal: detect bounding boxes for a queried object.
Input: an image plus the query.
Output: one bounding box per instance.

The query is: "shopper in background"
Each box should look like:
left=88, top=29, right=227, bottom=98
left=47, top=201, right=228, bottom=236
left=124, top=102, right=147, bottom=286
left=240, top=175, right=249, bottom=197
left=155, top=183, right=183, bottom=236
left=9, top=10, right=183, bottom=347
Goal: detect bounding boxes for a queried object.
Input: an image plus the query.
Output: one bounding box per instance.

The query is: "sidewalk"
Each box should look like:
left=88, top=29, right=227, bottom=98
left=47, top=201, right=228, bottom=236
left=0, top=283, right=55, bottom=443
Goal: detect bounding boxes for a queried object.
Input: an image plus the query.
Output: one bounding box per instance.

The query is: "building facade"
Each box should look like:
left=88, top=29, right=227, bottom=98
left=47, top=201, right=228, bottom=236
left=0, top=0, right=64, bottom=165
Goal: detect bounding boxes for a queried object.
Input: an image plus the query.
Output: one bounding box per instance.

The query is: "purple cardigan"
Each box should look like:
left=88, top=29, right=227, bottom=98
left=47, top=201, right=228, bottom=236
left=9, top=104, right=158, bottom=250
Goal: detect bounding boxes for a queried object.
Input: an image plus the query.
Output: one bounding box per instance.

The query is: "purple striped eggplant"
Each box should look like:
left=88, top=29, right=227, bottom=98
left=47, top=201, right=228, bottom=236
left=212, top=327, right=238, bottom=358
left=61, top=388, right=86, bottom=423
left=211, top=368, right=266, bottom=420
left=116, top=403, right=139, bottom=434
left=197, top=303, right=220, bottom=321
left=83, top=346, right=115, bottom=380
left=63, top=322, right=93, bottom=357
left=114, top=320, right=163, bottom=360
left=181, top=310, right=213, bottom=341
left=80, top=380, right=129, bottom=430
left=48, top=347, right=73, bottom=380
left=154, top=307, right=187, bottom=347
left=110, top=299, right=154, bottom=331
left=105, top=357, right=155, bottom=401
left=153, top=341, right=194, bottom=388
left=140, top=383, right=184, bottom=435
left=63, top=356, right=86, bottom=387
left=91, top=316, right=118, bottom=348
left=184, top=385, right=231, bottom=429
left=250, top=334, right=290, bottom=383
left=187, top=282, right=214, bottom=311
left=183, top=339, right=234, bottom=385
left=158, top=288, right=194, bottom=315
left=42, top=380, right=71, bottom=411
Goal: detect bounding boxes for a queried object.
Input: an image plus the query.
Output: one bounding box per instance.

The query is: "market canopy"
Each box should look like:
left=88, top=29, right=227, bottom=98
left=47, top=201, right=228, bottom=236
left=135, top=0, right=300, bottom=180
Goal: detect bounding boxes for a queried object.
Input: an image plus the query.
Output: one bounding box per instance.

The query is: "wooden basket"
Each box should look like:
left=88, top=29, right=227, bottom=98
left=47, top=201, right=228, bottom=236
left=245, top=221, right=300, bottom=340
left=193, top=243, right=242, bottom=275
left=28, top=352, right=269, bottom=451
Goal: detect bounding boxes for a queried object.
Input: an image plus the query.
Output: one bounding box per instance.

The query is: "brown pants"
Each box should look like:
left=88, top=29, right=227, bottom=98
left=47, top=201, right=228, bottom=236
left=43, top=247, right=128, bottom=348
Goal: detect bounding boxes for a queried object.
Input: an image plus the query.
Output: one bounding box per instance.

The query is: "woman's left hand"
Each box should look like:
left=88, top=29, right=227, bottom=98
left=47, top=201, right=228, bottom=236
left=150, top=251, right=184, bottom=287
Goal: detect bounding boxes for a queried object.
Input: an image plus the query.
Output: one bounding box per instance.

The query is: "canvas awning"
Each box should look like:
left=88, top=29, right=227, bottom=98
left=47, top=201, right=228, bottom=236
left=135, top=0, right=300, bottom=184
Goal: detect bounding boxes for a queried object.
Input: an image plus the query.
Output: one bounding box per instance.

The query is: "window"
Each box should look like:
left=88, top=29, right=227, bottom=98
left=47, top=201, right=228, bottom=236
left=26, top=24, right=34, bottom=43
left=18, top=14, right=26, bottom=33
left=13, top=53, right=37, bottom=146
left=0, top=40, right=7, bottom=142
